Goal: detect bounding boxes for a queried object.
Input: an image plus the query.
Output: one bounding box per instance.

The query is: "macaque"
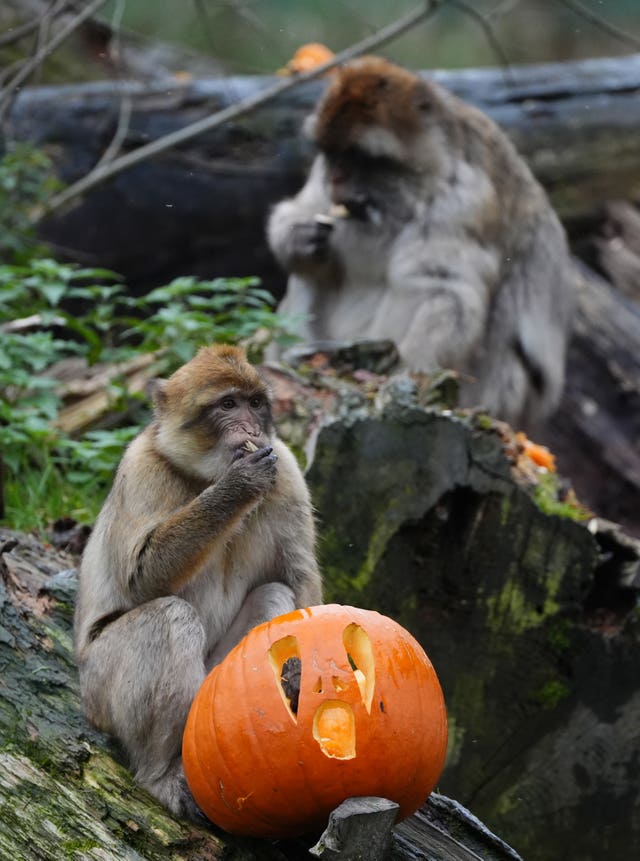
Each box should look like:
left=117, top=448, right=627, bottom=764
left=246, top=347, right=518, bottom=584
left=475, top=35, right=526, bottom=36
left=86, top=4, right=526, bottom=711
left=74, top=344, right=322, bottom=819
left=267, top=56, right=575, bottom=427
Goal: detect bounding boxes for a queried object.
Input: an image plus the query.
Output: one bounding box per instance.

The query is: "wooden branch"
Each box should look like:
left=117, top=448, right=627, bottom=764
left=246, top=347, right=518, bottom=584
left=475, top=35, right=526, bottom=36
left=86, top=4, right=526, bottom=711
left=0, top=0, right=112, bottom=123
left=50, top=352, right=162, bottom=435
left=36, top=0, right=444, bottom=216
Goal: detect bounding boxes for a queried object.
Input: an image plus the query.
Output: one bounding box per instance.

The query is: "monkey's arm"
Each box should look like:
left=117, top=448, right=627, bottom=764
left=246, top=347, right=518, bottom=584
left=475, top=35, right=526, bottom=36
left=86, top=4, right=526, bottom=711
left=267, top=158, right=336, bottom=275
left=125, top=447, right=277, bottom=603
left=382, top=228, right=501, bottom=371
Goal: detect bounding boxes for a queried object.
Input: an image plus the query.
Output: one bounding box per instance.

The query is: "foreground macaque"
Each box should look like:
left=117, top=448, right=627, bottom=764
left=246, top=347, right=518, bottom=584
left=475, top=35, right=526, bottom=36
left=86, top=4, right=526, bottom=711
left=268, top=56, right=575, bottom=427
left=74, top=344, right=322, bottom=818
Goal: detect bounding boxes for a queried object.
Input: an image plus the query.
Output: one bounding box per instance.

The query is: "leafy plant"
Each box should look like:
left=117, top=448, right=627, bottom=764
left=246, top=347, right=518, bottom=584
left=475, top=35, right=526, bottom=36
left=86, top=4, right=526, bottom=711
left=0, top=144, right=61, bottom=263
left=0, top=257, right=300, bottom=532
left=125, top=275, right=300, bottom=369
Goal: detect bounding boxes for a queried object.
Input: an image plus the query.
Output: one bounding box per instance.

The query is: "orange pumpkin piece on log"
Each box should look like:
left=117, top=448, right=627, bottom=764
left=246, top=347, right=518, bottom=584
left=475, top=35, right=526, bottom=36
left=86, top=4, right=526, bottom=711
left=281, top=43, right=335, bottom=75
left=515, top=432, right=557, bottom=471
left=182, top=604, right=448, bottom=838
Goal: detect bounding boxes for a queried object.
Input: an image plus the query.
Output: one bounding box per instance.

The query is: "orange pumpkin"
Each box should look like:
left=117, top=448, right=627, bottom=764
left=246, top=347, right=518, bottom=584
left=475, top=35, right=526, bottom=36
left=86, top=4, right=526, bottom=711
left=182, top=604, right=448, bottom=838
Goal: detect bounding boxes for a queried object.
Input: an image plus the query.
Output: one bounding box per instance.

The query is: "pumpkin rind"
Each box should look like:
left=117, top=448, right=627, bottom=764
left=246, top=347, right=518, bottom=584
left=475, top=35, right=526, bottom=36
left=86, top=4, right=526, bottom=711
left=182, top=604, right=447, bottom=837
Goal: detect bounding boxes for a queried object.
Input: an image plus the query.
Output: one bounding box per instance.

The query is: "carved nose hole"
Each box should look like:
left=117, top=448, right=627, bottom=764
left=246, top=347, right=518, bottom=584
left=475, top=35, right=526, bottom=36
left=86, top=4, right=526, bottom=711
left=313, top=676, right=323, bottom=694
left=332, top=675, right=348, bottom=693
left=343, top=623, right=375, bottom=713
left=312, top=701, right=356, bottom=759
left=268, top=635, right=301, bottom=724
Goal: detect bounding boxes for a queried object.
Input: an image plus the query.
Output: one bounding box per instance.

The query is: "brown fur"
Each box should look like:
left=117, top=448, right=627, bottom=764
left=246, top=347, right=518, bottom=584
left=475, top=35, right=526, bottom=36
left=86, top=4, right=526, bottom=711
left=74, top=344, right=322, bottom=819
left=313, top=56, right=427, bottom=151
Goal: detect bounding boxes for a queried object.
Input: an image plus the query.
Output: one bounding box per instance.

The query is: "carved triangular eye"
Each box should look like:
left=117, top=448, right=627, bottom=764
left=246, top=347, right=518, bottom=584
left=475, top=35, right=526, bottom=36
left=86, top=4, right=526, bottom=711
left=343, top=623, right=375, bottom=713
left=268, top=635, right=301, bottom=723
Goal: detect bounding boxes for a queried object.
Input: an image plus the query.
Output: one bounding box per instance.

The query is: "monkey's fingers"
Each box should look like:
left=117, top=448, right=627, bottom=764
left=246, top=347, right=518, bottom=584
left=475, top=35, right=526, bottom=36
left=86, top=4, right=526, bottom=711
left=250, top=446, right=277, bottom=463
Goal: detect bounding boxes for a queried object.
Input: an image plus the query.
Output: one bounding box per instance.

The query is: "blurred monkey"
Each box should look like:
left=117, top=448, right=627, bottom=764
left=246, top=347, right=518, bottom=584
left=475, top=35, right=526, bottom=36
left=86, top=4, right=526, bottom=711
left=74, top=344, right=322, bottom=818
left=268, top=56, right=574, bottom=427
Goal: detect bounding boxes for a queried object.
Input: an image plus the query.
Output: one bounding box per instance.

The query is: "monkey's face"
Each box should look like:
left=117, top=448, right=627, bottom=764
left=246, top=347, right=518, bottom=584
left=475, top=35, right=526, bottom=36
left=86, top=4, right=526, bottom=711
left=308, top=57, right=444, bottom=222
left=151, top=345, right=274, bottom=482
left=156, top=386, right=274, bottom=482
left=321, top=148, right=411, bottom=223
left=193, top=387, right=273, bottom=453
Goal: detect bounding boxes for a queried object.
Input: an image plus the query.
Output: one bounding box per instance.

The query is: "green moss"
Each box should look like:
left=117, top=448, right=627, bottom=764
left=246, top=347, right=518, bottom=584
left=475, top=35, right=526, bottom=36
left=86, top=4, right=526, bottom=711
left=531, top=473, right=591, bottom=522
left=531, top=679, right=570, bottom=709
left=474, top=413, right=495, bottom=431
left=61, top=839, right=102, bottom=856
left=547, top=616, right=573, bottom=651
left=450, top=673, right=485, bottom=727
left=444, top=715, right=465, bottom=768
left=486, top=575, right=560, bottom=636
left=499, top=496, right=512, bottom=526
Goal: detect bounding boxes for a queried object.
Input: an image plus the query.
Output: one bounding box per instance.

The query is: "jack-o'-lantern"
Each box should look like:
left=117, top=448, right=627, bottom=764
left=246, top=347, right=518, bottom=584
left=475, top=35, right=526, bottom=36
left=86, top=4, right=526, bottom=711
left=182, top=604, right=447, bottom=838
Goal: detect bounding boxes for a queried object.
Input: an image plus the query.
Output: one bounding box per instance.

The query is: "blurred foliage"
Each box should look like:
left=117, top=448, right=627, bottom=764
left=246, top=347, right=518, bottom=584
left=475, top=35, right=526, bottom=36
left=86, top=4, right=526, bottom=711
left=2, top=1, right=638, bottom=86
left=0, top=146, right=299, bottom=532
left=101, top=0, right=640, bottom=74
left=0, top=145, right=61, bottom=263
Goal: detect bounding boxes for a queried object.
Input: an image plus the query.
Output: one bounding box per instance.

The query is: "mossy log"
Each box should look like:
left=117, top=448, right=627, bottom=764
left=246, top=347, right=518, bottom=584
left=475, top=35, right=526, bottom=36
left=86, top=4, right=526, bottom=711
left=0, top=522, right=525, bottom=861
left=292, top=365, right=639, bottom=861
left=6, top=53, right=640, bottom=290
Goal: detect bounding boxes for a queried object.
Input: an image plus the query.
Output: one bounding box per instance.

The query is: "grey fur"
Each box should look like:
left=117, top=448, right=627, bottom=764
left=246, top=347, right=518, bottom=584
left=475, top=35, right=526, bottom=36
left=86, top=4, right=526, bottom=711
left=267, top=64, right=575, bottom=428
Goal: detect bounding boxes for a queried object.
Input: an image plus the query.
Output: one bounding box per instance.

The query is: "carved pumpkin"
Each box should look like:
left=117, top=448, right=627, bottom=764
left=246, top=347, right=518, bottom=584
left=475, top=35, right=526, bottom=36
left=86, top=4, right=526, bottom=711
left=182, top=604, right=447, bottom=838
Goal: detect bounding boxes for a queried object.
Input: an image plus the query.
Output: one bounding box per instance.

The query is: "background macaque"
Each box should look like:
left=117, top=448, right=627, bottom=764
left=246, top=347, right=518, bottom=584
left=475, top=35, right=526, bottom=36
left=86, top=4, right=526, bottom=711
left=268, top=56, right=575, bottom=428
left=74, top=344, right=322, bottom=819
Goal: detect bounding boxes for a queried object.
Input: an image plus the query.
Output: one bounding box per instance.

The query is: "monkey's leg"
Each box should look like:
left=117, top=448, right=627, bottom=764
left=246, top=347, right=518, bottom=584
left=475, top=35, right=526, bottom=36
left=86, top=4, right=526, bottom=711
left=78, top=596, right=206, bottom=820
left=207, top=582, right=296, bottom=668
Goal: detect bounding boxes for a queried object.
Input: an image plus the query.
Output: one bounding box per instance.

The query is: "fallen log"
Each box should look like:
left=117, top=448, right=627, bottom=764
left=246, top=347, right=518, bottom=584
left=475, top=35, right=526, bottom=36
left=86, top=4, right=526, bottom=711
left=5, top=53, right=640, bottom=290
left=0, top=523, right=525, bottom=861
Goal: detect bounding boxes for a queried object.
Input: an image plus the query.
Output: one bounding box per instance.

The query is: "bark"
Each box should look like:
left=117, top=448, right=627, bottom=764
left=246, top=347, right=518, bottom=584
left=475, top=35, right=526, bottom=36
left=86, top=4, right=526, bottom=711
left=289, top=357, right=640, bottom=861
left=0, top=523, right=524, bottom=861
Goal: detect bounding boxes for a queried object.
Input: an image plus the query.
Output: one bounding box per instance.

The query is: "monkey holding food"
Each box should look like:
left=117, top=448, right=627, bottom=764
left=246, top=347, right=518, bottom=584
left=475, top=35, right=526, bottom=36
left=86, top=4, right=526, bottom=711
left=267, top=56, right=575, bottom=428
left=74, top=344, right=322, bottom=819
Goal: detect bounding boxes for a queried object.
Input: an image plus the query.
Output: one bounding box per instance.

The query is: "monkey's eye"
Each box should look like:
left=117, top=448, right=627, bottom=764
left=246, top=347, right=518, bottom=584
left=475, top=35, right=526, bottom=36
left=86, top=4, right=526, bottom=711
left=220, top=397, right=236, bottom=410
left=249, top=395, right=264, bottom=409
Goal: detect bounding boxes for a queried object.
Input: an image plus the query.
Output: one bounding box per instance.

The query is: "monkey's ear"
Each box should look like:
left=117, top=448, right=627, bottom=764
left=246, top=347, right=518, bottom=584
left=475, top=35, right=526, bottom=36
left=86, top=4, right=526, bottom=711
left=147, top=378, right=168, bottom=409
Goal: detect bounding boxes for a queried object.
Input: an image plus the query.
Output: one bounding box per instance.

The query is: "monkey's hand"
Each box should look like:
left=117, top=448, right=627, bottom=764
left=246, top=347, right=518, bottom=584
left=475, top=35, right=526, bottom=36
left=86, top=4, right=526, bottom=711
left=286, top=220, right=333, bottom=264
left=225, top=445, right=278, bottom=501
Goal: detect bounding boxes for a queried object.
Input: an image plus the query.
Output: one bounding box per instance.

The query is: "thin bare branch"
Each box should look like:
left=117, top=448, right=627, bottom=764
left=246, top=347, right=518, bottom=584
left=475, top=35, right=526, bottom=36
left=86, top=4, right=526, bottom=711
left=39, top=0, right=446, bottom=218
left=0, top=17, right=42, bottom=50
left=449, top=0, right=514, bottom=82
left=0, top=0, right=70, bottom=87
left=0, top=0, right=112, bottom=124
left=94, top=0, right=133, bottom=167
left=557, top=0, right=640, bottom=51
left=192, top=0, right=219, bottom=57
left=33, top=0, right=67, bottom=85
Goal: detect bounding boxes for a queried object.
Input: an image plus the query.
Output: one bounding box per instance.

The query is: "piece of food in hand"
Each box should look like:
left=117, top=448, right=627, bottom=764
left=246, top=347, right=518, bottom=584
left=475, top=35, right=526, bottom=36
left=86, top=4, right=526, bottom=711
left=242, top=439, right=259, bottom=453
left=314, top=204, right=350, bottom=231
left=328, top=203, right=350, bottom=219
